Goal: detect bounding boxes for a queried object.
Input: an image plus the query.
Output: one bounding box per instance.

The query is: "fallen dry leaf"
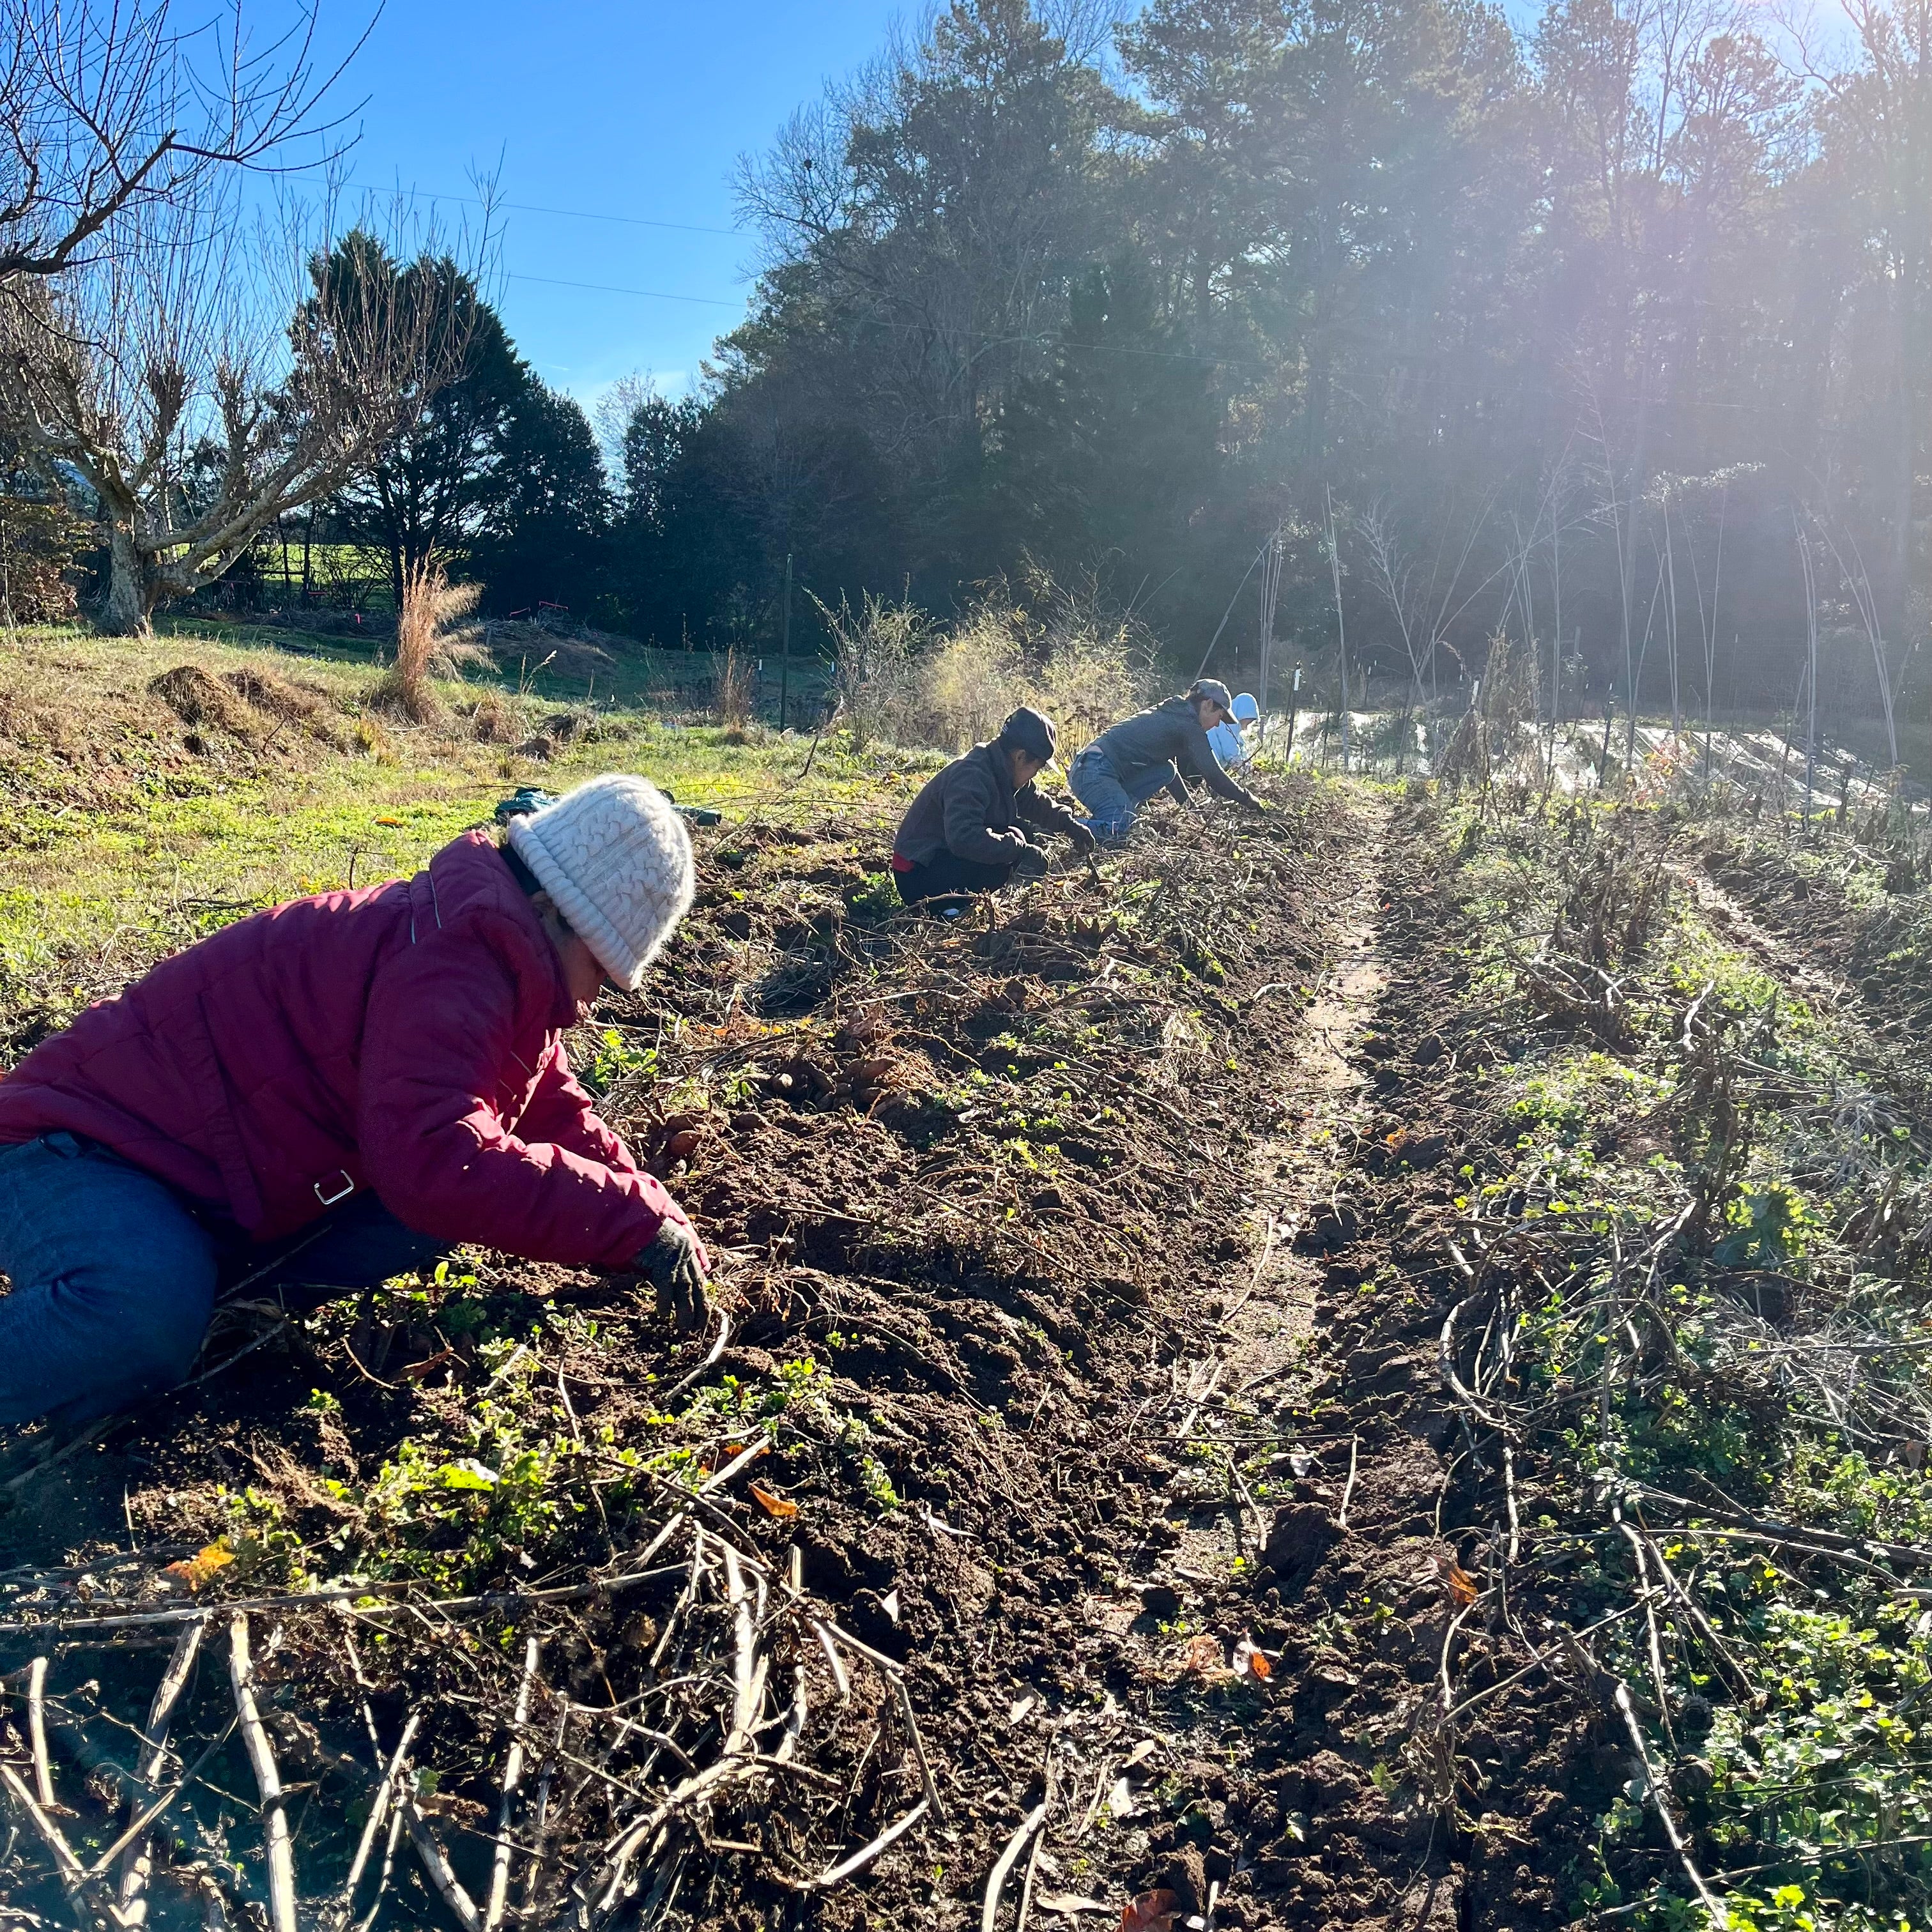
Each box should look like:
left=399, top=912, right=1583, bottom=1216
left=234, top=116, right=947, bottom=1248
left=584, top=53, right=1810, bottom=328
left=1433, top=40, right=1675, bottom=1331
left=1037, top=1897, right=1110, bottom=1919
left=1119, top=1888, right=1181, bottom=1932
left=1121, top=1736, right=1158, bottom=1768
left=1443, top=1560, right=1480, bottom=1606
left=1106, top=1774, right=1136, bottom=1820
left=1176, top=1632, right=1225, bottom=1675
left=749, top=1483, right=799, bottom=1519
left=164, top=1541, right=235, bottom=1591
left=399, top=1349, right=457, bottom=1383
left=1234, top=1633, right=1273, bottom=1680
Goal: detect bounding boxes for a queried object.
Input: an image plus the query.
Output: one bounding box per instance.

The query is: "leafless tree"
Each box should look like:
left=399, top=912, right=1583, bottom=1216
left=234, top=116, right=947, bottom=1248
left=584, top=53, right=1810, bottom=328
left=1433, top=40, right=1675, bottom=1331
left=0, top=181, right=486, bottom=632
left=1670, top=478, right=1725, bottom=781
left=1784, top=0, right=1932, bottom=650
left=0, top=0, right=365, bottom=282
left=1356, top=497, right=1430, bottom=704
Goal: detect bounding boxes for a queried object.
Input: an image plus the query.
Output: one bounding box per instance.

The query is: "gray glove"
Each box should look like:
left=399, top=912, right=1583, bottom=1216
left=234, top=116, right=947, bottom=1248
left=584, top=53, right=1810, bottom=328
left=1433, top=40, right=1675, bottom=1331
left=1068, top=821, right=1098, bottom=855
left=1012, top=843, right=1050, bottom=879
left=631, top=1220, right=711, bottom=1331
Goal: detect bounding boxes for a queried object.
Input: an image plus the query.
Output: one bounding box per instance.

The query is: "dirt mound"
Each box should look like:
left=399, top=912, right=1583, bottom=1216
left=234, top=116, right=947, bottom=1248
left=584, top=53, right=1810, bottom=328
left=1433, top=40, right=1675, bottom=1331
left=147, top=662, right=258, bottom=737
left=220, top=664, right=345, bottom=746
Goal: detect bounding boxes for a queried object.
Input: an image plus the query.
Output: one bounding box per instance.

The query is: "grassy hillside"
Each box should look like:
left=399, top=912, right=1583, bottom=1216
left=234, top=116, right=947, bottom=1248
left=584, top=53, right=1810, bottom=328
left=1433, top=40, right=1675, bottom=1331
left=0, top=622, right=931, bottom=1050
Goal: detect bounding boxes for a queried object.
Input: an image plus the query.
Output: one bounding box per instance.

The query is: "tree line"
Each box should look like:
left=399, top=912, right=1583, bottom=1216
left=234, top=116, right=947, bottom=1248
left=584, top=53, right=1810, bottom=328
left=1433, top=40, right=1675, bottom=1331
left=0, top=0, right=1926, bottom=759
left=674, top=0, right=1932, bottom=750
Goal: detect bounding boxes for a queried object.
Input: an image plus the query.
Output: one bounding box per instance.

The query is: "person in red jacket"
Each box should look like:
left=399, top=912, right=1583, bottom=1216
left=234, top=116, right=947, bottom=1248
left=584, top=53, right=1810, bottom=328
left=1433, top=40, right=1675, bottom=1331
left=0, top=774, right=709, bottom=1427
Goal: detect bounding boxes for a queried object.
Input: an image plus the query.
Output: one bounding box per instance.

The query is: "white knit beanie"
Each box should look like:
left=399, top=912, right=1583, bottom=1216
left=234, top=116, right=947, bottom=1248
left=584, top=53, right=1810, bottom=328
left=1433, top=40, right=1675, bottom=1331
left=506, top=774, right=695, bottom=990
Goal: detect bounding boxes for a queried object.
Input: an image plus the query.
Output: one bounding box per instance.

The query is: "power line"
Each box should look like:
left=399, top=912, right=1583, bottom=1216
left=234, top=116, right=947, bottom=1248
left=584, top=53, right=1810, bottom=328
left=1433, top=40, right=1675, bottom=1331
left=506, top=271, right=744, bottom=309
left=498, top=198, right=739, bottom=238
left=352, top=178, right=742, bottom=238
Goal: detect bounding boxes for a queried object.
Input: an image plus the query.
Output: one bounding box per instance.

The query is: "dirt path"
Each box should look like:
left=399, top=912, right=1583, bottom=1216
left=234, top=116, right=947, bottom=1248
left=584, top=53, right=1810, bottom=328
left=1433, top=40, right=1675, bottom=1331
left=1164, top=804, right=1391, bottom=1589
left=1002, top=802, right=1422, bottom=1932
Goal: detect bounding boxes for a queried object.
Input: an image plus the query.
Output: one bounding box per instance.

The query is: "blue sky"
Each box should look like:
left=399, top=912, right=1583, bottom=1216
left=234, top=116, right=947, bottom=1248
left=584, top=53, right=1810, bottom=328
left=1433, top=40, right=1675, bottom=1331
left=314, top=1, right=902, bottom=415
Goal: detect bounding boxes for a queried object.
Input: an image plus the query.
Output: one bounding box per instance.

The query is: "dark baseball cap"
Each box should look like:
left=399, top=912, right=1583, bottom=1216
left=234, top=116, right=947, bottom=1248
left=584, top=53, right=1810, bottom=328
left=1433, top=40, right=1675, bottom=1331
left=1188, top=678, right=1236, bottom=714
left=999, top=706, right=1059, bottom=763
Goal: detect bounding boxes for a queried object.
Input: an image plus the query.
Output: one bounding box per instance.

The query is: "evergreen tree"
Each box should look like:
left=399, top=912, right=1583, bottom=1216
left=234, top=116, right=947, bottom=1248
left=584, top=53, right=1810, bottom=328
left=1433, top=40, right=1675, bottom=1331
left=323, top=241, right=527, bottom=611
left=471, top=383, right=613, bottom=619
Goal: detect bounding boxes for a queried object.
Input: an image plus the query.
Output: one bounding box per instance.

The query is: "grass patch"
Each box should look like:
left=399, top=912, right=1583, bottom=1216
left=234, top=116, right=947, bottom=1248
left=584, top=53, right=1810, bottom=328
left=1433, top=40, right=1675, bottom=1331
left=0, top=621, right=944, bottom=1041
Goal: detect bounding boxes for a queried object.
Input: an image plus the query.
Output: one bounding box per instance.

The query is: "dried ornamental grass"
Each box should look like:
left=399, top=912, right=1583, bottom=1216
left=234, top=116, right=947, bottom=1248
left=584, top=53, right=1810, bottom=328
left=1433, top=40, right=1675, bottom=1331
left=379, top=560, right=487, bottom=724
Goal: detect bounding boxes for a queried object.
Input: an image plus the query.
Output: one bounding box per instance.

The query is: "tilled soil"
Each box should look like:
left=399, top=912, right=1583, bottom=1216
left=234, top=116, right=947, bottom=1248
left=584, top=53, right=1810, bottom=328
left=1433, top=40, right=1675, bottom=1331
left=0, top=782, right=1621, bottom=1930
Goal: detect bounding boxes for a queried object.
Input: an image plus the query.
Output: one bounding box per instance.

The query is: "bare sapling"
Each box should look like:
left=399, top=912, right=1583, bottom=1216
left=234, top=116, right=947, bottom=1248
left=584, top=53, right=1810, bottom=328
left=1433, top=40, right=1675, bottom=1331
left=1624, top=548, right=1667, bottom=780
left=1422, top=487, right=1500, bottom=706
left=1811, top=506, right=1900, bottom=774
left=1585, top=382, right=1645, bottom=780
left=1358, top=499, right=1430, bottom=707
left=1794, top=510, right=1820, bottom=830
left=1661, top=489, right=1682, bottom=739
left=808, top=588, right=925, bottom=751
left=1676, top=480, right=1727, bottom=786
left=1506, top=507, right=1545, bottom=756
left=1326, top=485, right=1351, bottom=771
left=1258, top=523, right=1285, bottom=722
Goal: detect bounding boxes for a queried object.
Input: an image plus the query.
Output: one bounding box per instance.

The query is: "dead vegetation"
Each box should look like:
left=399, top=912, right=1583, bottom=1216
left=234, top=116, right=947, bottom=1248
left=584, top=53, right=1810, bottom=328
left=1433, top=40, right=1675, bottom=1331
left=377, top=565, right=487, bottom=725
left=817, top=576, right=1162, bottom=757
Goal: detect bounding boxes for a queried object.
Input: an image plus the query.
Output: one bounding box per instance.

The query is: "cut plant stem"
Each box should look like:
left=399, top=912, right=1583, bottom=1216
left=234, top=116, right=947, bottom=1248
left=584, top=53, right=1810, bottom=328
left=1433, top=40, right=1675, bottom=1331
left=339, top=1708, right=421, bottom=1919
left=119, top=1612, right=208, bottom=1923
left=27, top=1655, right=54, bottom=1809
left=228, top=1614, right=297, bottom=1932
left=484, top=1639, right=542, bottom=1932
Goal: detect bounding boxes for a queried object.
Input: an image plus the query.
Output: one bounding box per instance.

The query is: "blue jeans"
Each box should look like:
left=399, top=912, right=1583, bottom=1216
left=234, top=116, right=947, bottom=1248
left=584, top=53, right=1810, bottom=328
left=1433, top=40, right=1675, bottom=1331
left=1068, top=746, right=1178, bottom=841
left=0, top=1134, right=450, bottom=1427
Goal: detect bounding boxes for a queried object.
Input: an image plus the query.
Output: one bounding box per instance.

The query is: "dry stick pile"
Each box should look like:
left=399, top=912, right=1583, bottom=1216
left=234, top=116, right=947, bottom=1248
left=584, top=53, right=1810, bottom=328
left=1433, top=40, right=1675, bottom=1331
left=0, top=782, right=1357, bottom=1929
left=0, top=1476, right=954, bottom=1928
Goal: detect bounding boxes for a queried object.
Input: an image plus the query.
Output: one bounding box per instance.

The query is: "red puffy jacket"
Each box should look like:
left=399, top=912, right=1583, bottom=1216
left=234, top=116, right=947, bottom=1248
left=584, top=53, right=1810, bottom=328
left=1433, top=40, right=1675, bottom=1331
left=0, top=829, right=695, bottom=1269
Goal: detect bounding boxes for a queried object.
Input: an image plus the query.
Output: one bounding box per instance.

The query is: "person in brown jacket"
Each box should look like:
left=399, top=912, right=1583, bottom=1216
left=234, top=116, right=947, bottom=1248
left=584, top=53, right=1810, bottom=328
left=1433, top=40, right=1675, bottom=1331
left=891, top=707, right=1097, bottom=904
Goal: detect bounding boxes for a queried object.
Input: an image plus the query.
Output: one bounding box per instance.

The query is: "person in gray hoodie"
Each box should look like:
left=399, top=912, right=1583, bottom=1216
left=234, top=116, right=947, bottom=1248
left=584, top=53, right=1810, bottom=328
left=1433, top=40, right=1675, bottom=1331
left=891, top=707, right=1096, bottom=903
left=1068, top=678, right=1271, bottom=840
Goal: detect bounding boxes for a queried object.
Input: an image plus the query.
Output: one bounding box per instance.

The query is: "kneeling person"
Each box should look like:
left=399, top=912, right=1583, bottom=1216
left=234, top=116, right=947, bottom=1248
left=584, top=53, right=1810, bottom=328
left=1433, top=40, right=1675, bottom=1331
left=892, top=707, right=1096, bottom=904
left=0, top=775, right=712, bottom=1428
left=1069, top=678, right=1270, bottom=841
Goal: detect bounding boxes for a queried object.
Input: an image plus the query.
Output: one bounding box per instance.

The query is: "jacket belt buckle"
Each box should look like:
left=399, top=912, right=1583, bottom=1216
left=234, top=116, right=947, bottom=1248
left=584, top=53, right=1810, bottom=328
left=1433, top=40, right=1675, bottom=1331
left=314, top=1170, right=356, bottom=1208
